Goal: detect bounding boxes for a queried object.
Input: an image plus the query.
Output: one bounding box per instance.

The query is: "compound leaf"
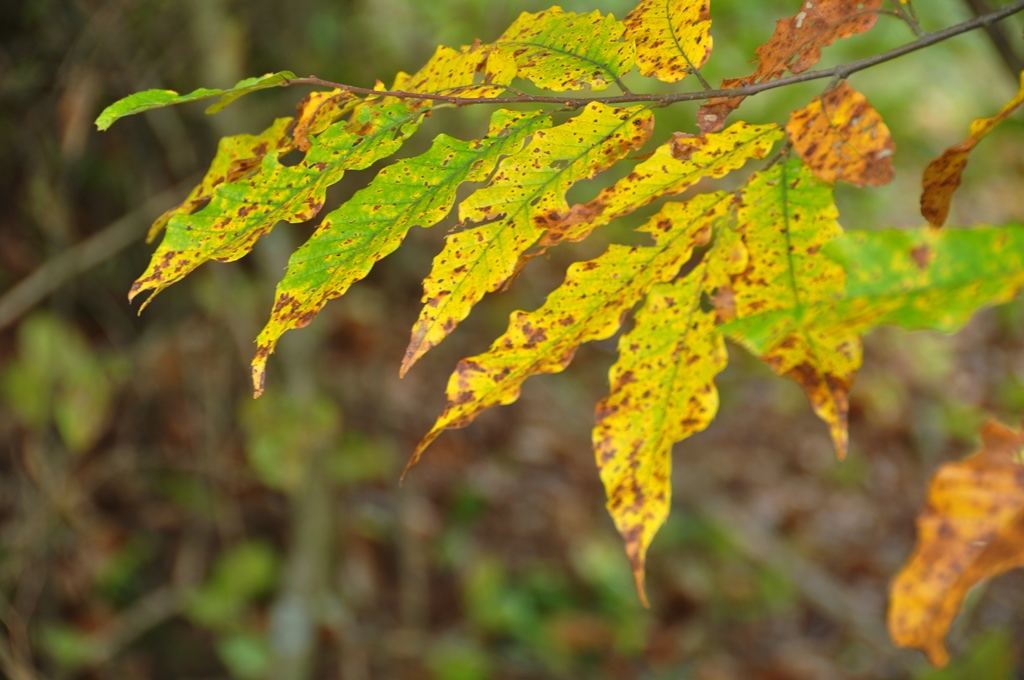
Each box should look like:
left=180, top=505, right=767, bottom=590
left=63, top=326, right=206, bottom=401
left=595, top=220, right=745, bottom=604
left=129, top=42, right=507, bottom=308
left=727, top=158, right=857, bottom=459
left=252, top=109, right=549, bottom=394
left=623, top=0, right=713, bottom=83
left=921, top=72, right=1024, bottom=226
left=787, top=81, right=895, bottom=187
left=402, top=102, right=653, bottom=373
left=492, top=7, right=635, bottom=92
left=411, top=191, right=734, bottom=468
left=95, top=71, right=297, bottom=130
left=889, top=420, right=1024, bottom=667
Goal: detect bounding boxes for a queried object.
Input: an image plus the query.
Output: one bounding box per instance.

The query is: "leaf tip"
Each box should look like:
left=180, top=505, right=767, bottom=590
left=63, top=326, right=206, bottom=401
left=633, top=566, right=650, bottom=609
left=251, top=361, right=267, bottom=399
left=403, top=427, right=443, bottom=482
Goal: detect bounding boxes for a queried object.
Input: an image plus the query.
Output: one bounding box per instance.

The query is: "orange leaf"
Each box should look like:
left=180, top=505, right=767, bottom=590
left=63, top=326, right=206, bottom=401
left=696, top=0, right=881, bottom=133
left=921, top=72, right=1024, bottom=227
left=787, top=81, right=894, bottom=187
left=889, top=420, right=1024, bottom=666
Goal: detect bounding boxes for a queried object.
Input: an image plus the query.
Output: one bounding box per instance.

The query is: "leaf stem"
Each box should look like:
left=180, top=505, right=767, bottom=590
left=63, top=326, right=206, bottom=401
left=286, top=0, right=1024, bottom=109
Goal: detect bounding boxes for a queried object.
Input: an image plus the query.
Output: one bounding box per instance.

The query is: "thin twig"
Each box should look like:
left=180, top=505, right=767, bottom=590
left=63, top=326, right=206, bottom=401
left=0, top=181, right=194, bottom=330
left=285, top=0, right=1024, bottom=109
left=891, top=0, right=925, bottom=37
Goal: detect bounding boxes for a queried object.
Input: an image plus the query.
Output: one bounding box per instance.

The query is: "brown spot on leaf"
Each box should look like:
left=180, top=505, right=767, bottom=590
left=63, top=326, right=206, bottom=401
left=910, top=244, right=932, bottom=270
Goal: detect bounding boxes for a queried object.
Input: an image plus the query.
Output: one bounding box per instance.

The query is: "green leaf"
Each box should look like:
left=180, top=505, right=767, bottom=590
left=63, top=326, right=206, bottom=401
left=623, top=0, right=713, bottom=83
left=493, top=8, right=635, bottom=92
left=595, top=222, right=746, bottom=603
left=129, top=100, right=425, bottom=307
left=726, top=225, right=1024, bottom=356
left=402, top=102, right=653, bottom=373
left=94, top=71, right=296, bottom=130
left=252, top=108, right=549, bottom=393
left=827, top=225, right=1024, bottom=331
left=728, top=157, right=857, bottom=458
left=411, top=191, right=734, bottom=469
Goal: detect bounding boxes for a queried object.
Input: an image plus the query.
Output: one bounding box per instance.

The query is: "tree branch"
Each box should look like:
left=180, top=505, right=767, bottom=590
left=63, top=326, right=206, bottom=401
left=285, top=0, right=1024, bottom=109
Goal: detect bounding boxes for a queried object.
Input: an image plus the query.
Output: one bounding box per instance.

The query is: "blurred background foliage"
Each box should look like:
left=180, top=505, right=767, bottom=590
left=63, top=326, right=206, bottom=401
left=2, top=0, right=1024, bottom=677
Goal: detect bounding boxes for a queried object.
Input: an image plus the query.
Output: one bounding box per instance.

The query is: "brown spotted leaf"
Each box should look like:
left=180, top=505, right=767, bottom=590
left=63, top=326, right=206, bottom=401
left=595, top=221, right=746, bottom=604
left=402, top=103, right=653, bottom=373
left=696, top=0, right=881, bottom=133
left=541, top=122, right=782, bottom=248
left=623, top=0, right=713, bottom=83
left=129, top=99, right=426, bottom=307
left=889, top=420, right=1024, bottom=667
left=291, top=89, right=357, bottom=152
left=400, top=44, right=516, bottom=99
left=731, top=224, right=1024, bottom=350
left=786, top=81, right=895, bottom=187
left=728, top=157, right=857, bottom=459
left=410, top=191, right=735, bottom=468
left=129, top=43, right=505, bottom=308
left=148, top=90, right=356, bottom=243
left=251, top=109, right=549, bottom=394
left=146, top=117, right=295, bottom=243
left=921, top=72, right=1024, bottom=226
left=492, top=7, right=635, bottom=92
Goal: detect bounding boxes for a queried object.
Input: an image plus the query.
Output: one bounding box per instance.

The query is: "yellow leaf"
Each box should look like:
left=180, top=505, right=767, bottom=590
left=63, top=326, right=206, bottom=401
left=730, top=158, right=857, bottom=458
left=402, top=44, right=513, bottom=99
left=921, top=71, right=1024, bottom=226
left=889, top=420, right=1024, bottom=667
left=146, top=117, right=295, bottom=243
left=292, top=89, right=357, bottom=152
left=410, top=191, right=734, bottom=469
left=786, top=81, right=895, bottom=187
left=402, top=103, right=653, bottom=373
left=493, top=8, right=635, bottom=92
left=623, top=0, right=713, bottom=83
left=595, top=221, right=745, bottom=604
left=541, top=122, right=782, bottom=247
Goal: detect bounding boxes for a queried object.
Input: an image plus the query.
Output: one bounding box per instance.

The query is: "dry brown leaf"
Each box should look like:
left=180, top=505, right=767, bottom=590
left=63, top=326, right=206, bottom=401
left=888, top=420, right=1024, bottom=666
left=920, top=72, right=1024, bottom=226
left=697, top=0, right=881, bottom=133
